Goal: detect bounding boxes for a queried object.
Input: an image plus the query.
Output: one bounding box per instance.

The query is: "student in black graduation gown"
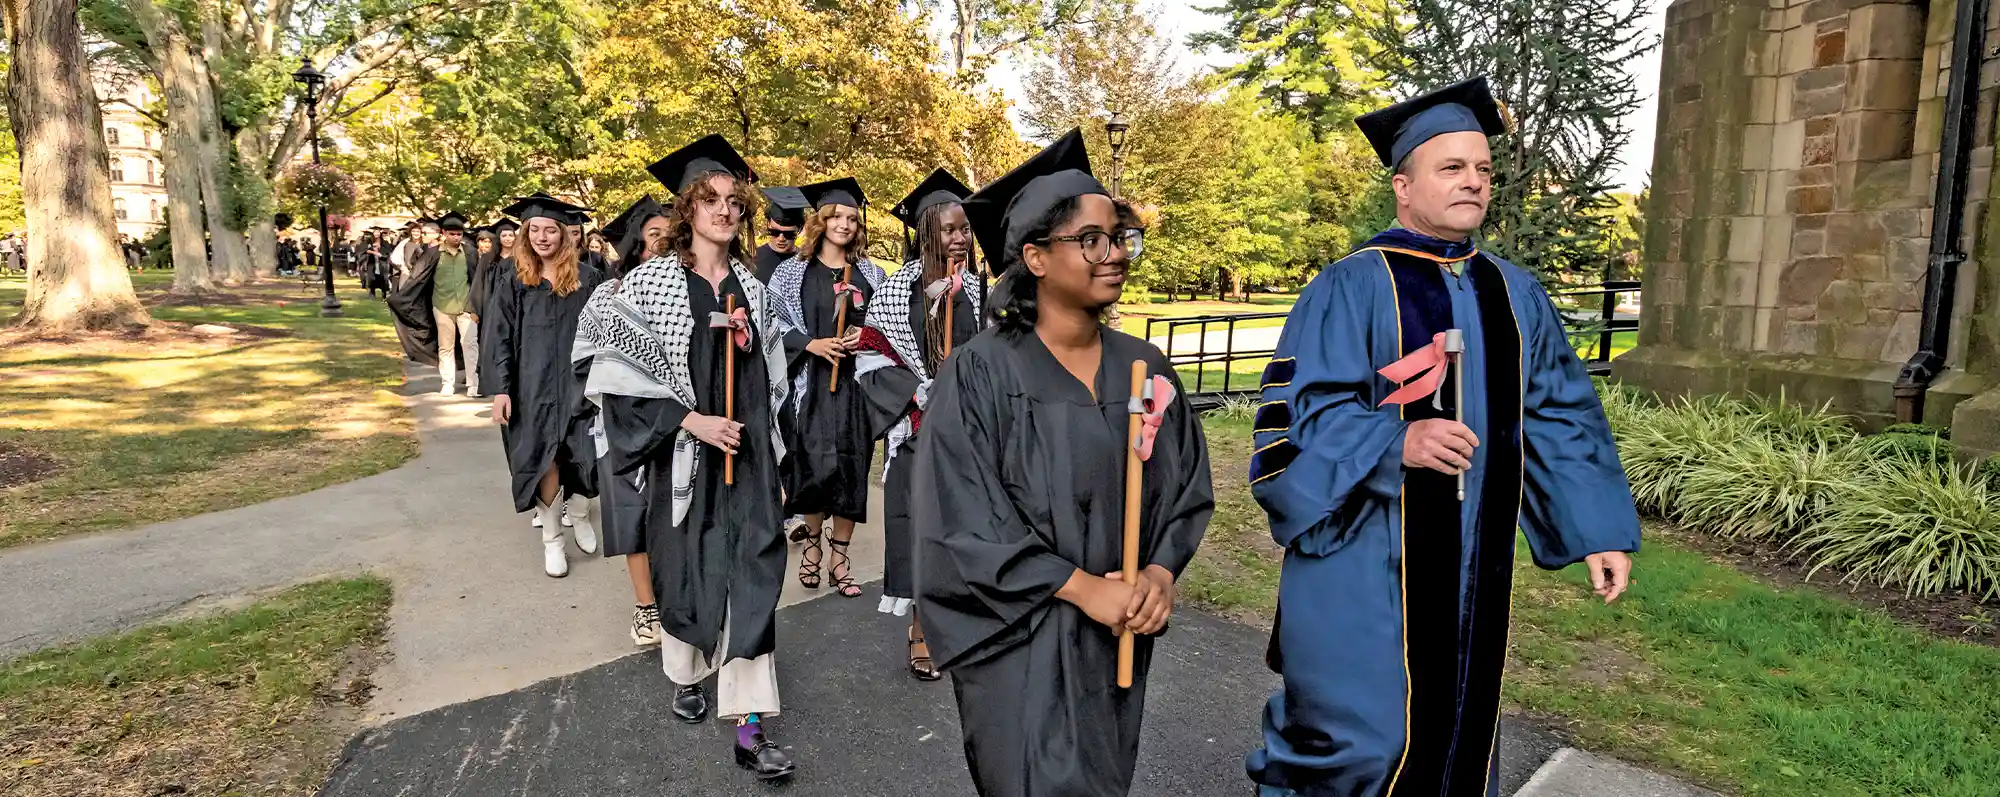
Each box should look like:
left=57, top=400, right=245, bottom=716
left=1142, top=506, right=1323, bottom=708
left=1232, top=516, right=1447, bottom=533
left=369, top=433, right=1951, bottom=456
left=912, top=129, right=1214, bottom=797
left=583, top=192, right=675, bottom=648
left=486, top=195, right=604, bottom=579
left=769, top=177, right=884, bottom=598
left=754, top=186, right=807, bottom=283
left=578, top=135, right=796, bottom=780
left=386, top=218, right=443, bottom=366
left=852, top=167, right=982, bottom=682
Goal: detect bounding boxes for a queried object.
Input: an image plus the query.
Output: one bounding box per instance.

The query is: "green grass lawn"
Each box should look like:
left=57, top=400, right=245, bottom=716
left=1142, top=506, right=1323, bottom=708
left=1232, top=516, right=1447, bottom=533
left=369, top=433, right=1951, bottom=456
left=1183, top=417, right=2000, bottom=797
left=0, top=577, right=391, bottom=796
left=0, top=274, right=416, bottom=549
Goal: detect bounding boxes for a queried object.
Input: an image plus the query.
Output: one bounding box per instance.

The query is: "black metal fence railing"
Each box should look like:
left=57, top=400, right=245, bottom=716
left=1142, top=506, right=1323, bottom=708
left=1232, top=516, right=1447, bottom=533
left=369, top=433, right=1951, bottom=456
left=1143, top=312, right=1288, bottom=407
left=1144, top=281, right=1642, bottom=407
left=1553, top=280, right=1642, bottom=376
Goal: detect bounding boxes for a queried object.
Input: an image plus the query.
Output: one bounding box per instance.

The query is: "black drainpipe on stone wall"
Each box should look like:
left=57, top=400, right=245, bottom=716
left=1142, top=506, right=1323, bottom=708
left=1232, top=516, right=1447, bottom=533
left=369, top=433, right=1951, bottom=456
left=1894, top=0, right=1990, bottom=423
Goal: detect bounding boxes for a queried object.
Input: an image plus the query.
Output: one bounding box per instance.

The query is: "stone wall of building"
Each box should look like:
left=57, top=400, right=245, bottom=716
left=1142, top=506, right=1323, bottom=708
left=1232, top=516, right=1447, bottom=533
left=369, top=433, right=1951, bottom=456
left=1620, top=0, right=2000, bottom=446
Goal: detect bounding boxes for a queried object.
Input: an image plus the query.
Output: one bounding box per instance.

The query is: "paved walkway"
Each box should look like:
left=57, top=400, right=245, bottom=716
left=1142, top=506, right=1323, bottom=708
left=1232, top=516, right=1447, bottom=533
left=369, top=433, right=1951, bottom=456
left=0, top=364, right=886, bottom=722
left=0, top=359, right=1725, bottom=795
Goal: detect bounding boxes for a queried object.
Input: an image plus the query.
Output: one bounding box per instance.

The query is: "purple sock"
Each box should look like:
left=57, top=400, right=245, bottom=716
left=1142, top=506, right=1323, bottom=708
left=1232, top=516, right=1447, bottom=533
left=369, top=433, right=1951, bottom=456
left=736, top=714, right=760, bottom=748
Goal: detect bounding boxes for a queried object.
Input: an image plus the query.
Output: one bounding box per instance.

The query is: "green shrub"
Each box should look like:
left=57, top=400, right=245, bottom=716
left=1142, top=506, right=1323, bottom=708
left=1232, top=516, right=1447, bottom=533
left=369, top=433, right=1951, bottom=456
left=1882, top=422, right=1951, bottom=439
left=1675, top=436, right=1863, bottom=541
left=1855, top=430, right=1958, bottom=467
left=1207, top=394, right=1260, bottom=422
left=1795, top=458, right=2000, bottom=600
left=1982, top=457, right=2000, bottom=492
left=1592, top=378, right=1654, bottom=433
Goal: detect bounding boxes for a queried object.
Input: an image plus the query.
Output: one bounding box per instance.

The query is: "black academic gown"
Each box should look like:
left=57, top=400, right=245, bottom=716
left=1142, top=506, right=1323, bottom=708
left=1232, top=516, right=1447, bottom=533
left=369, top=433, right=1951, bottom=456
left=912, top=328, right=1215, bottom=797
left=856, top=282, right=980, bottom=600
left=754, top=244, right=790, bottom=285
left=486, top=262, right=604, bottom=512
left=781, top=259, right=877, bottom=521
left=386, top=245, right=441, bottom=365
left=603, top=271, right=786, bottom=663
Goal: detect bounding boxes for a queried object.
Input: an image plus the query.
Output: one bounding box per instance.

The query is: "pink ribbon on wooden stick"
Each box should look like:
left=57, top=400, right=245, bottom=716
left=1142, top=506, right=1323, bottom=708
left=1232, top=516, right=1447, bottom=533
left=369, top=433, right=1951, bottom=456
left=834, top=281, right=865, bottom=309
left=708, top=307, right=751, bottom=350
left=1378, top=332, right=1450, bottom=407
left=924, top=273, right=962, bottom=314
left=1129, top=374, right=1177, bottom=461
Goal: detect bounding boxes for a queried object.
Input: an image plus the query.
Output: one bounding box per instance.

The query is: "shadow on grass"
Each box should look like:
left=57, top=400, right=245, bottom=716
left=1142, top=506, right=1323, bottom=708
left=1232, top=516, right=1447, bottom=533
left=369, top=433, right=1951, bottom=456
left=0, top=286, right=416, bottom=549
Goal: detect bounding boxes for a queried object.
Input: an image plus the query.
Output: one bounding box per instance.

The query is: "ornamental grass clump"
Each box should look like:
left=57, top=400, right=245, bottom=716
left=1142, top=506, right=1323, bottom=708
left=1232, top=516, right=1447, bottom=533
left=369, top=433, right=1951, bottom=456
left=1797, top=457, right=2000, bottom=600
left=1614, top=394, right=1767, bottom=517
left=1675, top=435, right=1865, bottom=542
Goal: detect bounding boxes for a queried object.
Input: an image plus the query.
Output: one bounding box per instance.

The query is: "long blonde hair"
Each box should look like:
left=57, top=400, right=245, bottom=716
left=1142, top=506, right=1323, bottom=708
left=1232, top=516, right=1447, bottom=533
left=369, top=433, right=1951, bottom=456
left=514, top=219, right=582, bottom=296
left=798, top=204, right=868, bottom=264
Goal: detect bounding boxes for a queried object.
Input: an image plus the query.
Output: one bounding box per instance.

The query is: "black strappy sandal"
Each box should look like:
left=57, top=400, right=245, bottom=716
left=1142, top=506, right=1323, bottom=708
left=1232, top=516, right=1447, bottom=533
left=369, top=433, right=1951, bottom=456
left=827, top=538, right=862, bottom=598
left=907, top=625, right=942, bottom=681
left=797, top=531, right=823, bottom=590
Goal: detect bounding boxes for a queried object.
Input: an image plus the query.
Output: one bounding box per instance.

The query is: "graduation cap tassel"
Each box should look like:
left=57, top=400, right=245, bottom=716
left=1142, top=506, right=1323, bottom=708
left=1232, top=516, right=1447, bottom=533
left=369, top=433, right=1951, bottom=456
left=1118, top=359, right=1147, bottom=690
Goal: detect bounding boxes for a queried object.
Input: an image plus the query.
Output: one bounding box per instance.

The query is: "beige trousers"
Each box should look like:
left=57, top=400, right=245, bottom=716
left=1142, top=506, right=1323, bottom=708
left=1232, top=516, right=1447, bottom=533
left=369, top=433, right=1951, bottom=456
left=660, top=609, right=781, bottom=720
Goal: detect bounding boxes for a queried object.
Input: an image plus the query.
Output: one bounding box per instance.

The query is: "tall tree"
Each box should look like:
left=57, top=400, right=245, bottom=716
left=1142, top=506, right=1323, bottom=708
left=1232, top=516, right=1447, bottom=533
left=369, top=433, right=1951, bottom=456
left=3, top=0, right=150, bottom=330
left=1385, top=0, right=1655, bottom=279
left=1191, top=0, right=1394, bottom=139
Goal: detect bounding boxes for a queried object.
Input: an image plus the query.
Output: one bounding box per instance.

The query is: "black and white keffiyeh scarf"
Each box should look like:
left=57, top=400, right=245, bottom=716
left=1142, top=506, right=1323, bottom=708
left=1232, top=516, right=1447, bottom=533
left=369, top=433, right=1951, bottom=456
left=853, top=259, right=985, bottom=477
left=769, top=253, right=887, bottom=413
left=572, top=251, right=789, bottom=525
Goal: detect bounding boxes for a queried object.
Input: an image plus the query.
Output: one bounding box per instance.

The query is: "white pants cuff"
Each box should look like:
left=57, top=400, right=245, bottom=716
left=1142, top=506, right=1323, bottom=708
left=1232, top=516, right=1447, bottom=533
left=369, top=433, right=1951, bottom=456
left=660, top=609, right=780, bottom=719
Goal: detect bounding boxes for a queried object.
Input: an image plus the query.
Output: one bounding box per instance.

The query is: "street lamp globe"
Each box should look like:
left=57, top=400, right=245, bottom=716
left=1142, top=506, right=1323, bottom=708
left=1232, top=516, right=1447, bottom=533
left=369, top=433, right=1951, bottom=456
left=291, top=57, right=325, bottom=106
left=1105, top=111, right=1129, bottom=152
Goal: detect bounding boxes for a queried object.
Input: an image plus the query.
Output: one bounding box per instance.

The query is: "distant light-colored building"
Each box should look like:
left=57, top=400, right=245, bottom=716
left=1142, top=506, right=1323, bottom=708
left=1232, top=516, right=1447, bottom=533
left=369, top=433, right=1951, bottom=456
left=99, top=79, right=168, bottom=242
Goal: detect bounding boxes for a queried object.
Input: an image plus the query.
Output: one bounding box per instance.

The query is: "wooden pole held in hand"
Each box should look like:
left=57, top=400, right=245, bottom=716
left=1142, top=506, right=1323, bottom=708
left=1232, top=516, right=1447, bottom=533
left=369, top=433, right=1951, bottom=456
left=725, top=294, right=737, bottom=486
left=830, top=263, right=853, bottom=393
left=942, top=279, right=955, bottom=358
left=1118, top=358, right=1146, bottom=689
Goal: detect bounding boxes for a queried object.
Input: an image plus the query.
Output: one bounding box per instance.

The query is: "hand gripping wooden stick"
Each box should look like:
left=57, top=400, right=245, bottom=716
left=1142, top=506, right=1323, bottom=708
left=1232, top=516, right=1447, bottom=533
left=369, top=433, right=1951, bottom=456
left=942, top=279, right=955, bottom=358
left=1118, top=359, right=1147, bottom=689
left=725, top=294, right=737, bottom=486
left=830, top=263, right=853, bottom=393
left=1444, top=328, right=1464, bottom=501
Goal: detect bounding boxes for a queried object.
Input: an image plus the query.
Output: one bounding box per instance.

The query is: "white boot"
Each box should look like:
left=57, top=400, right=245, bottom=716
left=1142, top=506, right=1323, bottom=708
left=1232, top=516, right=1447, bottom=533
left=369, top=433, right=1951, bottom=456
left=531, top=505, right=545, bottom=528
left=539, top=499, right=568, bottom=578
left=568, top=494, right=598, bottom=555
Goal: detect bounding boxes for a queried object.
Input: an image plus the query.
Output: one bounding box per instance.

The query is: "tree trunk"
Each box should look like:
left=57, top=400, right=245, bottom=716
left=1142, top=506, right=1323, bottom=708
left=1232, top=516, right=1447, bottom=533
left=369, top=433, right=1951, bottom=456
left=3, top=0, right=150, bottom=330
left=953, top=0, right=975, bottom=75
left=137, top=8, right=215, bottom=295
left=237, top=126, right=278, bottom=277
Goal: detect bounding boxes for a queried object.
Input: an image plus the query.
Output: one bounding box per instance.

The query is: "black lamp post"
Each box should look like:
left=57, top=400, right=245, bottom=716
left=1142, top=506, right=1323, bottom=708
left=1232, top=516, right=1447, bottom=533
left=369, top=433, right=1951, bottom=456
left=1105, top=111, right=1129, bottom=199
left=292, top=56, right=341, bottom=317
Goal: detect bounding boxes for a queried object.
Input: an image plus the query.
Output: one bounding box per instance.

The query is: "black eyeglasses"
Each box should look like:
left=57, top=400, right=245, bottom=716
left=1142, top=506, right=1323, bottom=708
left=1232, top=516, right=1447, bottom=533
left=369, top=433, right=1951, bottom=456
left=1039, top=228, right=1144, bottom=264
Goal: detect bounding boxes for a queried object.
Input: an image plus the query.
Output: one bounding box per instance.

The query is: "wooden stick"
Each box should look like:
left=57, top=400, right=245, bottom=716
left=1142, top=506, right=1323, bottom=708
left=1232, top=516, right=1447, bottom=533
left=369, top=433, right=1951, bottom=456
left=829, top=263, right=853, bottom=393
left=725, top=294, right=737, bottom=486
left=1118, top=358, right=1146, bottom=689
left=942, top=278, right=955, bottom=358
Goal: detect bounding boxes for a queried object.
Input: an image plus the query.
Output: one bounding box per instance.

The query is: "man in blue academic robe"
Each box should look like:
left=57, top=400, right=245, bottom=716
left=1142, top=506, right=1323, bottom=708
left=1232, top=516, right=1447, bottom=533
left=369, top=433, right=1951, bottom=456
left=1243, top=76, right=1641, bottom=797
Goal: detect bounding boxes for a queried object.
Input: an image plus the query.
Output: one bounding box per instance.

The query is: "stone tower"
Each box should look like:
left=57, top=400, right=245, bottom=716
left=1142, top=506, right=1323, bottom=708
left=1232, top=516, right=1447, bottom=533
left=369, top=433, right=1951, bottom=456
left=1617, top=0, right=2000, bottom=453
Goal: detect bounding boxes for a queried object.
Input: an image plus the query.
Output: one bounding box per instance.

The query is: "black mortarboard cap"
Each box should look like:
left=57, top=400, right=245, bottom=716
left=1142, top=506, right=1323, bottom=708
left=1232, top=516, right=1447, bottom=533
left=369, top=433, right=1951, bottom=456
left=604, top=195, right=667, bottom=243
left=963, top=128, right=1104, bottom=264
left=437, top=211, right=468, bottom=232
left=490, top=218, right=520, bottom=234
left=761, top=187, right=808, bottom=226
left=799, top=177, right=866, bottom=210
left=565, top=208, right=591, bottom=227
left=1355, top=75, right=1509, bottom=169
left=500, top=193, right=590, bottom=225
left=892, top=168, right=974, bottom=229
left=647, top=134, right=756, bottom=194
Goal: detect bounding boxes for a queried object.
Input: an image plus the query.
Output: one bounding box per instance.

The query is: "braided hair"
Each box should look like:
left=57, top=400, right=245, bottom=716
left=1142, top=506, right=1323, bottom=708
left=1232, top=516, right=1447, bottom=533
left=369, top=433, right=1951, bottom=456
left=914, top=201, right=967, bottom=373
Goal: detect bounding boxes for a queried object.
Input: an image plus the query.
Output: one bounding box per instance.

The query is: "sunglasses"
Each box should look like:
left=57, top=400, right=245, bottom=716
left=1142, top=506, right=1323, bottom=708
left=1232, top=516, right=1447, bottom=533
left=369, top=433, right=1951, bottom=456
left=766, top=228, right=797, bottom=239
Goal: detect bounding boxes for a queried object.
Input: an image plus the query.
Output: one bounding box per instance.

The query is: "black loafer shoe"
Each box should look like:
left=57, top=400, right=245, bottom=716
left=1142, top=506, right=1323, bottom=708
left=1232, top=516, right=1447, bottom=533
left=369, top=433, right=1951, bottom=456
left=733, top=732, right=796, bottom=780
left=672, top=685, right=708, bottom=724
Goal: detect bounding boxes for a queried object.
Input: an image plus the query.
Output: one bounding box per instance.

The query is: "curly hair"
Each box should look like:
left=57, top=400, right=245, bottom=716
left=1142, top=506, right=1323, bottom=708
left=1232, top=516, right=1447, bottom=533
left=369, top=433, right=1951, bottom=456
left=666, top=172, right=756, bottom=265
left=798, top=203, right=869, bottom=263
left=514, top=218, right=583, bottom=296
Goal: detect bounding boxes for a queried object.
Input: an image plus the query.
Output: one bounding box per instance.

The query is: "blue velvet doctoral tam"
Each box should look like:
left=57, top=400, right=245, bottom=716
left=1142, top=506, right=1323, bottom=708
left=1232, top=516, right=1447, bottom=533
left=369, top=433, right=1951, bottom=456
left=1244, top=230, right=1640, bottom=797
